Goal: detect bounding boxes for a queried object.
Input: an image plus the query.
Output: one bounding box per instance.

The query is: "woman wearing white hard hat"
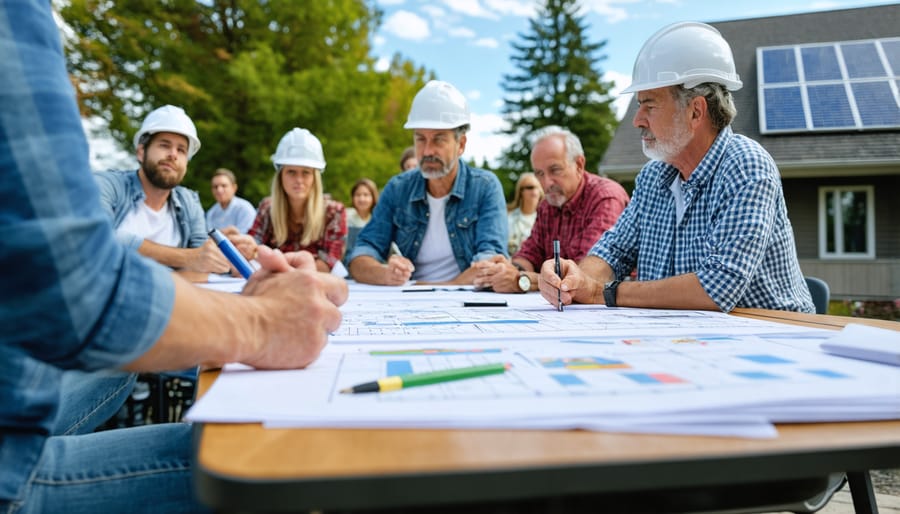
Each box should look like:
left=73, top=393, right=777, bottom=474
left=248, top=128, right=347, bottom=272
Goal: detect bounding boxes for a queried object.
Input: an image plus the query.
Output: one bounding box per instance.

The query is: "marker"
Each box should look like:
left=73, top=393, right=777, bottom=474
left=208, top=229, right=254, bottom=279
left=553, top=239, right=564, bottom=312
left=340, top=362, right=510, bottom=394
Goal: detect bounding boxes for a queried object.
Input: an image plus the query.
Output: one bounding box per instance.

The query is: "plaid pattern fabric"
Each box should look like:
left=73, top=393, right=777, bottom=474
left=590, top=127, right=814, bottom=313
left=516, top=173, right=629, bottom=269
left=249, top=198, right=347, bottom=268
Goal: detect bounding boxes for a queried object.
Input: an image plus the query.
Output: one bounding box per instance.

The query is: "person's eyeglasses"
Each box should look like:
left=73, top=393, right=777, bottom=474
left=521, top=185, right=539, bottom=191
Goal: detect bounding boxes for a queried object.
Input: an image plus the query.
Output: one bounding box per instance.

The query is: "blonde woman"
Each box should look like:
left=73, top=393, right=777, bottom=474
left=249, top=128, right=346, bottom=272
left=506, top=172, right=543, bottom=255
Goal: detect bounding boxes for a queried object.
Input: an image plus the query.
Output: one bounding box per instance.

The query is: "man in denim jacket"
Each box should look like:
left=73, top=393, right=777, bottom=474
left=94, top=105, right=232, bottom=278
left=348, top=81, right=508, bottom=285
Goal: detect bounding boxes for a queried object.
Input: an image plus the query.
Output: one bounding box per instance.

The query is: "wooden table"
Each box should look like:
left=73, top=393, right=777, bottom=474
left=193, top=309, right=900, bottom=513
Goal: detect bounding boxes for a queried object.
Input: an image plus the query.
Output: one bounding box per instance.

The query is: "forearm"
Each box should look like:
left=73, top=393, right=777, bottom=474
left=349, top=255, right=389, bottom=285
left=138, top=239, right=195, bottom=268
left=574, top=256, right=614, bottom=304
left=123, top=276, right=257, bottom=371
left=617, top=273, right=719, bottom=311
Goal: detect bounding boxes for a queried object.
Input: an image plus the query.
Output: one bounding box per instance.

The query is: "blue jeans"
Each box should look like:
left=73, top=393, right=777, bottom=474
left=53, top=370, right=136, bottom=435
left=8, top=424, right=208, bottom=514
left=2, top=371, right=210, bottom=513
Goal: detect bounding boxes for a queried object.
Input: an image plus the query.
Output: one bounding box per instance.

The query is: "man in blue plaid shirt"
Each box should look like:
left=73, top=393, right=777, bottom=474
left=539, top=21, right=814, bottom=314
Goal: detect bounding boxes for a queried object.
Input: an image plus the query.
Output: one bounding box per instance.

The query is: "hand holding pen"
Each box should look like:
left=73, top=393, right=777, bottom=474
left=384, top=242, right=415, bottom=285
left=538, top=256, right=575, bottom=310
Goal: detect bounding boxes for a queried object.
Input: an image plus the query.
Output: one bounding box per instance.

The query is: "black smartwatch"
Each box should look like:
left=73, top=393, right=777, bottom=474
left=603, top=280, right=621, bottom=307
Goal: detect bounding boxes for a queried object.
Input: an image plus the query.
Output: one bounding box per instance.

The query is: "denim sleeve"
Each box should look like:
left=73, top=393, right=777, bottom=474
left=93, top=171, right=144, bottom=251
left=181, top=187, right=210, bottom=248
left=1, top=0, right=174, bottom=370
left=471, top=173, right=509, bottom=262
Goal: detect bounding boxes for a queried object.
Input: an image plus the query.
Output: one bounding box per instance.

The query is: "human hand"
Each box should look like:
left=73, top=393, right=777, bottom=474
left=221, top=226, right=258, bottom=261
left=239, top=246, right=348, bottom=369
left=383, top=254, right=415, bottom=285
left=472, top=256, right=519, bottom=293
left=538, top=257, right=583, bottom=307
left=187, top=238, right=231, bottom=274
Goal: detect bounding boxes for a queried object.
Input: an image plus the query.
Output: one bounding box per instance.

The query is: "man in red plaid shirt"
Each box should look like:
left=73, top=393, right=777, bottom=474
left=474, top=126, right=629, bottom=293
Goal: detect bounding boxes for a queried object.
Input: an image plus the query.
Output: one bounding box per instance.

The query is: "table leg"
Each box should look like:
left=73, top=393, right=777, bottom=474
left=848, top=471, right=878, bottom=514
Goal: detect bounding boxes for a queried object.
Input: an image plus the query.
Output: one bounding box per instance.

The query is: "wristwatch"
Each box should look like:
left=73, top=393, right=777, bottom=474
left=517, top=272, right=532, bottom=293
left=603, top=279, right=621, bottom=307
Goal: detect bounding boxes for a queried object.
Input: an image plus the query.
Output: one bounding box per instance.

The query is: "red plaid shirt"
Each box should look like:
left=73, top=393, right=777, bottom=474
left=515, top=173, right=629, bottom=269
left=249, top=197, right=347, bottom=268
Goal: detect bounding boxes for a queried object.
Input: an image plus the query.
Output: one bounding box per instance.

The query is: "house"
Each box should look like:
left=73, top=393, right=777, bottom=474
left=600, top=5, right=900, bottom=301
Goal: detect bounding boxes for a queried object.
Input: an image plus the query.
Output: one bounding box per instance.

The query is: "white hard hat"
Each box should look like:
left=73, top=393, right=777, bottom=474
left=403, top=80, right=471, bottom=130
left=622, top=22, right=742, bottom=94
left=133, top=105, right=201, bottom=159
left=271, top=128, right=326, bottom=171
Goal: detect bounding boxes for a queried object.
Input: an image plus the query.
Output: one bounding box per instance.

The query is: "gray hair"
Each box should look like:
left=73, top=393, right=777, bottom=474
left=672, top=83, right=737, bottom=131
left=529, top=126, right=584, bottom=163
left=454, top=124, right=470, bottom=140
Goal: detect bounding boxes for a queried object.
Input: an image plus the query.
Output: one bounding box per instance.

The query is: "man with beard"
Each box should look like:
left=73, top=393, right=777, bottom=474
left=472, top=126, right=629, bottom=293
left=348, top=80, right=508, bottom=285
left=94, top=105, right=231, bottom=277
left=539, top=22, right=814, bottom=314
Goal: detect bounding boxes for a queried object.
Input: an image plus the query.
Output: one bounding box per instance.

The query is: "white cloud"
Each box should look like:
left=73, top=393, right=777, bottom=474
left=465, top=112, right=512, bottom=166
left=373, top=35, right=386, bottom=47
left=474, top=37, right=499, bottom=48
left=483, top=0, right=535, bottom=17
left=466, top=90, right=482, bottom=100
left=379, top=0, right=406, bottom=5
left=374, top=56, right=391, bottom=72
left=382, top=10, right=431, bottom=41
left=604, top=70, right=633, bottom=121
left=581, top=0, right=634, bottom=24
left=448, top=26, right=476, bottom=38
left=421, top=5, right=446, bottom=18
left=439, top=0, right=499, bottom=19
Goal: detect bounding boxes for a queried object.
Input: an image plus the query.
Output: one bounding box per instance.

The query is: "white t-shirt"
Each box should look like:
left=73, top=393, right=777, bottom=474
left=117, top=200, right=181, bottom=247
left=412, top=194, right=458, bottom=282
left=670, top=175, right=686, bottom=225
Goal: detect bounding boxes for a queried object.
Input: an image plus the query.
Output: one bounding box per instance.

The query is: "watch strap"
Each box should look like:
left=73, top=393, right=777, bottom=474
left=603, top=280, right=621, bottom=307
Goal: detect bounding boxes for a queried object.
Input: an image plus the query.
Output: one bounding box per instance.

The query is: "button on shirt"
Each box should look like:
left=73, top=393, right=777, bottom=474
left=589, top=127, right=814, bottom=313
left=1, top=3, right=175, bottom=502
left=516, top=173, right=629, bottom=268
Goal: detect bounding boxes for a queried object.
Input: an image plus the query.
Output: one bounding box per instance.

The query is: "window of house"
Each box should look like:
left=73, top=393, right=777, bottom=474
left=818, top=186, right=875, bottom=259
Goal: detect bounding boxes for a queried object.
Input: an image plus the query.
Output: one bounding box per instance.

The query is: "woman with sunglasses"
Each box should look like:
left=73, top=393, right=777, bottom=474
left=506, top=173, right=543, bottom=255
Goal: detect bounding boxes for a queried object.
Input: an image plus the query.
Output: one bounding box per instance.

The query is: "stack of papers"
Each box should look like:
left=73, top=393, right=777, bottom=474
left=186, top=284, right=900, bottom=439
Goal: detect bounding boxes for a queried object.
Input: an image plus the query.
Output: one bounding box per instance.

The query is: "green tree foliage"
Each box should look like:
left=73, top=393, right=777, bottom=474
left=498, top=0, right=618, bottom=183
left=60, top=0, right=430, bottom=207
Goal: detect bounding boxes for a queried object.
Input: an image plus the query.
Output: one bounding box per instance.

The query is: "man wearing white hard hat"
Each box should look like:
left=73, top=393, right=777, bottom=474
left=94, top=105, right=234, bottom=278
left=348, top=80, right=508, bottom=285
left=540, top=22, right=815, bottom=315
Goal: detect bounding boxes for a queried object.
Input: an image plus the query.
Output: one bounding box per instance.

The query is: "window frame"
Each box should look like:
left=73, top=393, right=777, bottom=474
left=817, top=185, right=876, bottom=259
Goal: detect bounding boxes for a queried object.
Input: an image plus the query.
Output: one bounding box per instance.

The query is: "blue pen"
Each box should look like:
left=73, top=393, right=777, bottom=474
left=208, top=229, right=254, bottom=279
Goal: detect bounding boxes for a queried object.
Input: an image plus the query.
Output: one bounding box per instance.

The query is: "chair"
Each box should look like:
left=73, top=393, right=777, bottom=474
left=804, top=276, right=830, bottom=315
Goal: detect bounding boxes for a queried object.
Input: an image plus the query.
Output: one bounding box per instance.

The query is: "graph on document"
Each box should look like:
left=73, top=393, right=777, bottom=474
left=329, top=336, right=860, bottom=404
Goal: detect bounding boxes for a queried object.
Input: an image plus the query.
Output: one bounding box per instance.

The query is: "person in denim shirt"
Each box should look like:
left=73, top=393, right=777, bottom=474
left=348, top=81, right=508, bottom=285
left=94, top=105, right=238, bottom=279
left=0, top=4, right=348, bottom=512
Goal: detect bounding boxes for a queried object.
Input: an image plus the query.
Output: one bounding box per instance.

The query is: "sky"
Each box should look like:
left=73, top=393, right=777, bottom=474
left=85, top=0, right=896, bottom=170
left=369, top=0, right=897, bottom=166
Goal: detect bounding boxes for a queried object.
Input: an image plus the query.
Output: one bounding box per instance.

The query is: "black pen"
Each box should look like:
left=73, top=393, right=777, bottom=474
left=553, top=239, right=563, bottom=312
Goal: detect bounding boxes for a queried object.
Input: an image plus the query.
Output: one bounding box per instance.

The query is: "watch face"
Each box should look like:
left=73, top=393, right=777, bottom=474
left=518, top=273, right=531, bottom=292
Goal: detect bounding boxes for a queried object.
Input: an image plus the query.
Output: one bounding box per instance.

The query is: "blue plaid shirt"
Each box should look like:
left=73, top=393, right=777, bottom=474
left=590, top=127, right=814, bottom=313
left=0, top=1, right=175, bottom=503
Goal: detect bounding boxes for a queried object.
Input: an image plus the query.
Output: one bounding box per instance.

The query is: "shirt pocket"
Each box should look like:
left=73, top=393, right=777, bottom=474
left=393, top=210, right=424, bottom=251
left=452, top=211, right=480, bottom=251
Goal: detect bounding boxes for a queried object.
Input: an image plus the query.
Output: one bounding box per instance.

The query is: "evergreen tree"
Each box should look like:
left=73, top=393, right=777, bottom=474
left=498, top=0, right=618, bottom=181
left=60, top=0, right=429, bottom=206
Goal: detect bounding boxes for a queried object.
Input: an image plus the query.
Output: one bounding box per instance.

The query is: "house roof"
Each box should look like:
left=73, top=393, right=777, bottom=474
left=600, top=4, right=900, bottom=179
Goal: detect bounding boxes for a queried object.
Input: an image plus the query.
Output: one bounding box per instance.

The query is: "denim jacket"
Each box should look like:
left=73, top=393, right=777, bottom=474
left=93, top=169, right=208, bottom=250
left=348, top=159, right=508, bottom=272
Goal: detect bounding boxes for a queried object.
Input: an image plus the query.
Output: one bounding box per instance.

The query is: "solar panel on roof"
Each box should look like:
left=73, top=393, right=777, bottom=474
left=757, top=37, right=900, bottom=134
